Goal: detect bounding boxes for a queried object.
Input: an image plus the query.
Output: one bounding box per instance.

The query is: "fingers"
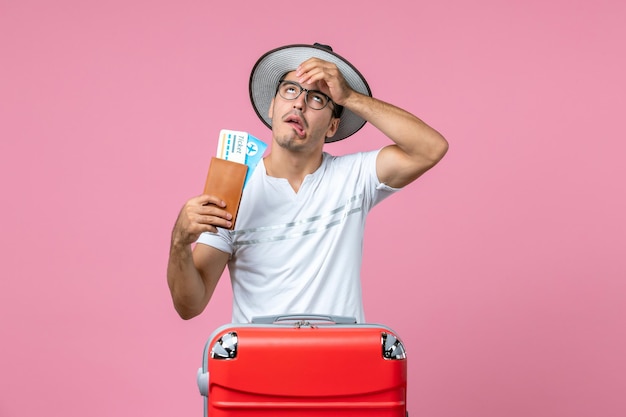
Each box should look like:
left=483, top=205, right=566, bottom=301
left=172, top=194, right=234, bottom=246
left=187, top=203, right=232, bottom=228
left=296, top=58, right=338, bottom=85
left=194, top=193, right=226, bottom=208
left=296, top=58, right=352, bottom=105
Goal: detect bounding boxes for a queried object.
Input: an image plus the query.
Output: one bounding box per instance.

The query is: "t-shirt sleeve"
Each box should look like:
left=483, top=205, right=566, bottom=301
left=195, top=229, right=234, bottom=254
left=361, top=149, right=402, bottom=210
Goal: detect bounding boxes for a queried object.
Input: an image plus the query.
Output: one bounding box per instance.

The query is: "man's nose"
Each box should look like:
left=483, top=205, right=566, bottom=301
left=293, top=92, right=306, bottom=111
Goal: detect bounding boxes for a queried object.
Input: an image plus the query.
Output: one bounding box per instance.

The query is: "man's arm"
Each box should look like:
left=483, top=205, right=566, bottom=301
left=167, top=194, right=232, bottom=319
left=345, top=93, right=448, bottom=188
left=297, top=58, right=448, bottom=188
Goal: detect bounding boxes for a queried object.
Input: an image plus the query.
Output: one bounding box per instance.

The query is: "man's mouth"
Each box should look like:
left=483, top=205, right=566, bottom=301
left=283, top=113, right=306, bottom=137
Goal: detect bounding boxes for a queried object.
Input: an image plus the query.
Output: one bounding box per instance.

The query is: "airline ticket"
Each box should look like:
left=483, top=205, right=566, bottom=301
left=216, top=129, right=267, bottom=187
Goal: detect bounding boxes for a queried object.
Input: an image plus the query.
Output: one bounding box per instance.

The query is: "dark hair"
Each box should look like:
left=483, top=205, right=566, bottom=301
left=331, top=103, right=344, bottom=119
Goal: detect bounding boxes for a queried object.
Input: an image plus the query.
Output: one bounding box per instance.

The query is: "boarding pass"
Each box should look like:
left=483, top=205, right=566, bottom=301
left=217, top=129, right=248, bottom=164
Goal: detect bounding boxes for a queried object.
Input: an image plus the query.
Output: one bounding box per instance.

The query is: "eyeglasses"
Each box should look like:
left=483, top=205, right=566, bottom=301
left=276, top=80, right=335, bottom=111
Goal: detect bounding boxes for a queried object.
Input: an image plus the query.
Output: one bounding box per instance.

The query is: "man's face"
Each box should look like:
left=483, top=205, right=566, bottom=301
left=268, top=71, right=339, bottom=152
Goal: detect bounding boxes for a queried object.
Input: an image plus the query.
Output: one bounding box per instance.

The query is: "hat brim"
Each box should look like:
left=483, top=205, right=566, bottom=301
left=249, top=44, right=371, bottom=143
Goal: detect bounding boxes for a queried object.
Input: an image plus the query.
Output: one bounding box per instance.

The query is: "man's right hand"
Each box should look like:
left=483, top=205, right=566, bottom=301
left=171, top=194, right=233, bottom=247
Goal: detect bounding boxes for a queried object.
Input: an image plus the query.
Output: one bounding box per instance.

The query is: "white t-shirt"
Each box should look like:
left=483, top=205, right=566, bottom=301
left=196, top=150, right=399, bottom=323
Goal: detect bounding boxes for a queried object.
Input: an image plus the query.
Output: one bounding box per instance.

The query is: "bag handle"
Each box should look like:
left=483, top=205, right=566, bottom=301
left=251, top=314, right=357, bottom=325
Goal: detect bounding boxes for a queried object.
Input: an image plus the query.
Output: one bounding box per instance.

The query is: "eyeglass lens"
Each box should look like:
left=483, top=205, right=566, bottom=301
left=277, top=81, right=330, bottom=110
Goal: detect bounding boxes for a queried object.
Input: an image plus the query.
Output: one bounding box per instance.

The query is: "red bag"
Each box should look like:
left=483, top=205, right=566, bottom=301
left=197, top=314, right=408, bottom=416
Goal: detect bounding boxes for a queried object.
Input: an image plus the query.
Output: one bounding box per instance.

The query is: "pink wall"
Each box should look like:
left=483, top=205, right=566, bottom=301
left=2, top=0, right=625, bottom=416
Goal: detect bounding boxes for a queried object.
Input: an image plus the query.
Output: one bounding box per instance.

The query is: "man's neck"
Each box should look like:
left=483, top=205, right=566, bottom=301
left=263, top=149, right=324, bottom=193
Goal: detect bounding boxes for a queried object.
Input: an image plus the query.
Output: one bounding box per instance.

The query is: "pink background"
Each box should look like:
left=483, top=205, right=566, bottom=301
left=2, top=0, right=625, bottom=416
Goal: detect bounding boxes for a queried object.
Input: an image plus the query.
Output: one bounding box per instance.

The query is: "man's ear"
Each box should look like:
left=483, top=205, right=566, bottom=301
left=267, top=98, right=275, bottom=120
left=325, top=117, right=340, bottom=139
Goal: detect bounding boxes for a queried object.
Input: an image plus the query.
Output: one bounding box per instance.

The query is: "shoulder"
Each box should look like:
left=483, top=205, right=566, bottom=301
left=322, top=150, right=380, bottom=170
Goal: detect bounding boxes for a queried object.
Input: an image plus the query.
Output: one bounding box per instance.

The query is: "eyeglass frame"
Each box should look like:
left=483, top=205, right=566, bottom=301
left=275, top=80, right=341, bottom=118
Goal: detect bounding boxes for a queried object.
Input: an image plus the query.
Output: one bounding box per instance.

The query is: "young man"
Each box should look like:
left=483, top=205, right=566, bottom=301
left=167, top=43, right=448, bottom=323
